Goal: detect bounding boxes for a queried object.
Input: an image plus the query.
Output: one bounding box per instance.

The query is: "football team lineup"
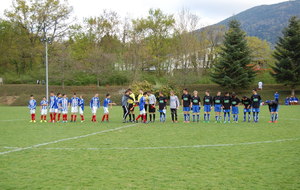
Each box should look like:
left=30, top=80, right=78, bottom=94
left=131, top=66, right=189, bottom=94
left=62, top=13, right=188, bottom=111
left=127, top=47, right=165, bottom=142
left=27, top=88, right=281, bottom=124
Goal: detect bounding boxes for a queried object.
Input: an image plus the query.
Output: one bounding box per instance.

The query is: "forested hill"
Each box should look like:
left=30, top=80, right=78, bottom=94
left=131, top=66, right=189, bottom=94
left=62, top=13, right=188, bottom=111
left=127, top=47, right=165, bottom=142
left=209, top=0, right=300, bottom=45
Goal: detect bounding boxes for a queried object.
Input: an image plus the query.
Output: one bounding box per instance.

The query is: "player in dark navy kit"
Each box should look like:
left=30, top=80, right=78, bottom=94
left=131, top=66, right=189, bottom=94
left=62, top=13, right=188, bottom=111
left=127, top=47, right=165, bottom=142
left=265, top=100, right=279, bottom=123
left=158, top=92, right=167, bottom=122
left=241, top=96, right=252, bottom=122
left=191, top=90, right=201, bottom=122
left=213, top=91, right=222, bottom=123
left=203, top=90, right=213, bottom=123
left=251, top=89, right=262, bottom=123
left=222, top=92, right=231, bottom=123
left=182, top=89, right=192, bottom=123
left=231, top=93, right=240, bottom=123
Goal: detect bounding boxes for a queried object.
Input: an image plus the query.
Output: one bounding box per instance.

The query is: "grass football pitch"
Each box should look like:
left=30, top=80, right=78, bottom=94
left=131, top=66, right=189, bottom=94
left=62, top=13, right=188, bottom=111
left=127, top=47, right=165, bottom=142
left=0, top=106, right=299, bottom=189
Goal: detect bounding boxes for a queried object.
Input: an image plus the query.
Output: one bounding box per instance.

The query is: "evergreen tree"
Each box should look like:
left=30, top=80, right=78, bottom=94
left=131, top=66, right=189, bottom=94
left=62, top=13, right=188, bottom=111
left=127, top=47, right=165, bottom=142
left=272, top=16, right=300, bottom=95
left=210, top=20, right=255, bottom=89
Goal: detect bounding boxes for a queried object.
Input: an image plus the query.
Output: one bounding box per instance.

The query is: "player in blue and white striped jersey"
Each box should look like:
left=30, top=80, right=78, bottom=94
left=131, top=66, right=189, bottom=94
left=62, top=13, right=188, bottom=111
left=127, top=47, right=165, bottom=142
left=60, top=94, right=69, bottom=123
left=69, top=93, right=80, bottom=122
left=28, top=95, right=37, bottom=123
left=56, top=93, right=62, bottom=122
left=49, top=91, right=58, bottom=122
left=40, top=97, right=48, bottom=123
left=78, top=95, right=85, bottom=122
left=90, top=93, right=100, bottom=122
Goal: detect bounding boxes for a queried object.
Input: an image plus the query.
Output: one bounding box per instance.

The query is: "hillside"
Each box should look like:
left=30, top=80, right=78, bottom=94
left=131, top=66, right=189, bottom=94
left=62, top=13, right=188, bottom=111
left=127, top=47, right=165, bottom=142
left=206, top=0, right=300, bottom=45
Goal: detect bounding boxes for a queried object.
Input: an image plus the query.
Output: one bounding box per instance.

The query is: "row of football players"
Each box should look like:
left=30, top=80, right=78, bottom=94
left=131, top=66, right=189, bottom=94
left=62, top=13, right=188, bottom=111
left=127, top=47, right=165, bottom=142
left=121, top=88, right=279, bottom=124
left=28, top=92, right=115, bottom=123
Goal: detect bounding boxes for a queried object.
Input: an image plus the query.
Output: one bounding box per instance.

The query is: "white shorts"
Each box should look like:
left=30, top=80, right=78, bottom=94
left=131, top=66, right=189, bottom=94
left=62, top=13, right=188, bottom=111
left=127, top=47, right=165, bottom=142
left=62, top=110, right=68, bottom=114
left=103, top=107, right=109, bottom=114
left=30, top=109, right=36, bottom=114
left=50, top=108, right=58, bottom=113
left=71, top=106, right=78, bottom=113
left=79, top=107, right=84, bottom=115
left=140, top=109, right=146, bottom=115
left=92, top=106, right=98, bottom=114
left=41, top=109, right=47, bottom=115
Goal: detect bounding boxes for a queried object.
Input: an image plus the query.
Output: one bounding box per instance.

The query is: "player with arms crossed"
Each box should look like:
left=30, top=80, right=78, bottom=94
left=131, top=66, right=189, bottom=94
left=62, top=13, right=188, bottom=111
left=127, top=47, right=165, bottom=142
left=158, top=92, right=167, bottom=122
left=191, top=90, right=201, bottom=122
left=102, top=93, right=116, bottom=122
left=49, top=91, right=58, bottom=123
left=170, top=91, right=180, bottom=123
left=231, top=93, right=240, bottom=123
left=222, top=92, right=231, bottom=123
left=203, top=90, right=213, bottom=123
left=251, top=89, right=262, bottom=123
left=40, top=96, right=48, bottom=123
left=182, top=89, right=192, bottom=123
left=28, top=95, right=37, bottom=123
left=213, top=91, right=222, bottom=123
left=69, top=93, right=80, bottom=122
left=78, top=95, right=85, bottom=122
left=90, top=93, right=100, bottom=122
left=241, top=96, right=252, bottom=122
left=135, top=92, right=148, bottom=123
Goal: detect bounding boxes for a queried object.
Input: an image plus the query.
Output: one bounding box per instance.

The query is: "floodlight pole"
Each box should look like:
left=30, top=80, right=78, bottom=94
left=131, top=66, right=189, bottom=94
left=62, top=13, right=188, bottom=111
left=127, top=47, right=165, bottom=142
left=42, top=37, right=50, bottom=102
left=45, top=39, right=49, bottom=102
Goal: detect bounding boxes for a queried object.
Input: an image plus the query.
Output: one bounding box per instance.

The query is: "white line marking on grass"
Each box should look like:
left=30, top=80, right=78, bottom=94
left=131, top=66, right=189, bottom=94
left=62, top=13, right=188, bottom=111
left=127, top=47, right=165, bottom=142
left=0, top=124, right=136, bottom=155
left=0, top=119, right=27, bottom=122
left=9, top=137, right=300, bottom=151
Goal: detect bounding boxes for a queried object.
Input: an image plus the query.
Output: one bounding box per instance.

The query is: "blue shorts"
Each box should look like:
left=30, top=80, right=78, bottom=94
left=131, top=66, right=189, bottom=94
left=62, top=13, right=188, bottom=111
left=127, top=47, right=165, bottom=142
left=244, top=108, right=251, bottom=113
left=183, top=107, right=191, bottom=112
left=271, top=105, right=279, bottom=112
left=204, top=105, right=211, bottom=112
left=252, top=108, right=260, bottom=112
left=192, top=105, right=200, bottom=113
left=223, top=109, right=230, bottom=113
left=214, top=104, right=222, bottom=112
left=232, top=106, right=239, bottom=114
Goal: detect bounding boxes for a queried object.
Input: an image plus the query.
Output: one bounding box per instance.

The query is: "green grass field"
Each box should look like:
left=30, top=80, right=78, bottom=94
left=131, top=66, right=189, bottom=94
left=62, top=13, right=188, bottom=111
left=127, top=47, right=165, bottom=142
left=0, top=106, right=300, bottom=189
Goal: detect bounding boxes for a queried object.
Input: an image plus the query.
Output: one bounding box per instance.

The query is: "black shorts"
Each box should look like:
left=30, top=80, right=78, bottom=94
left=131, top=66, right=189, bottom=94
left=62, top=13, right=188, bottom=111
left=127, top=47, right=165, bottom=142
left=149, top=104, right=156, bottom=113
left=128, top=104, right=134, bottom=111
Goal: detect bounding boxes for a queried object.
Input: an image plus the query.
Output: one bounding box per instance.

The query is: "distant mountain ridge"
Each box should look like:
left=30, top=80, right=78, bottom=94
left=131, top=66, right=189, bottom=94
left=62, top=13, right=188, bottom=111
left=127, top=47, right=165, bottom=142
left=207, top=0, right=300, bottom=45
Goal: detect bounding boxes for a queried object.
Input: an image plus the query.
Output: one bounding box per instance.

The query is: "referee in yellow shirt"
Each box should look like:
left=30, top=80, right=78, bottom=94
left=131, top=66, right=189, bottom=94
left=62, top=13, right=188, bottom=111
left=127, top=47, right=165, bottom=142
left=127, top=89, right=136, bottom=122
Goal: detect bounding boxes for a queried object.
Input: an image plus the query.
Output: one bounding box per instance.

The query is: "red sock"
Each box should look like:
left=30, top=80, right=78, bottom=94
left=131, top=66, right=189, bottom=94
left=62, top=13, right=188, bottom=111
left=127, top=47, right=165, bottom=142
left=106, top=114, right=109, bottom=121
left=58, top=113, right=61, bottom=121
left=102, top=115, right=106, bottom=121
left=81, top=115, right=84, bottom=121
left=44, top=115, right=47, bottom=120
left=50, top=113, right=53, bottom=121
left=33, top=114, right=36, bottom=120
left=31, top=114, right=33, bottom=120
left=74, top=115, right=77, bottom=121
left=143, top=114, right=146, bottom=122
left=94, top=115, right=96, bottom=121
left=53, top=113, right=57, bottom=121
left=41, top=115, right=43, bottom=120
left=136, top=115, right=141, bottom=121
left=92, top=115, right=95, bottom=122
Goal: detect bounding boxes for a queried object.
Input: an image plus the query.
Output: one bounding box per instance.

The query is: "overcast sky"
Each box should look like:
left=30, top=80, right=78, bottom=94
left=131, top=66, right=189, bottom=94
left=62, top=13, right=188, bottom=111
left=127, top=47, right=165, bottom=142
left=1, top=0, right=287, bottom=26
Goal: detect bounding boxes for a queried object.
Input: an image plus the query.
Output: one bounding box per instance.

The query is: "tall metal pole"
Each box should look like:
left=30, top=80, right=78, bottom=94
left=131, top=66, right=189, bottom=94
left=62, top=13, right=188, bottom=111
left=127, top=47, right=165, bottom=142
left=45, top=39, right=49, bottom=102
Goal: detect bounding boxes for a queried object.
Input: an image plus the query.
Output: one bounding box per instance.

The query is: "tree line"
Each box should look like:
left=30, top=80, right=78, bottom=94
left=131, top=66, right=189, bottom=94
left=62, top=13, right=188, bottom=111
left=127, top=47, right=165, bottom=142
left=0, top=0, right=298, bottom=93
